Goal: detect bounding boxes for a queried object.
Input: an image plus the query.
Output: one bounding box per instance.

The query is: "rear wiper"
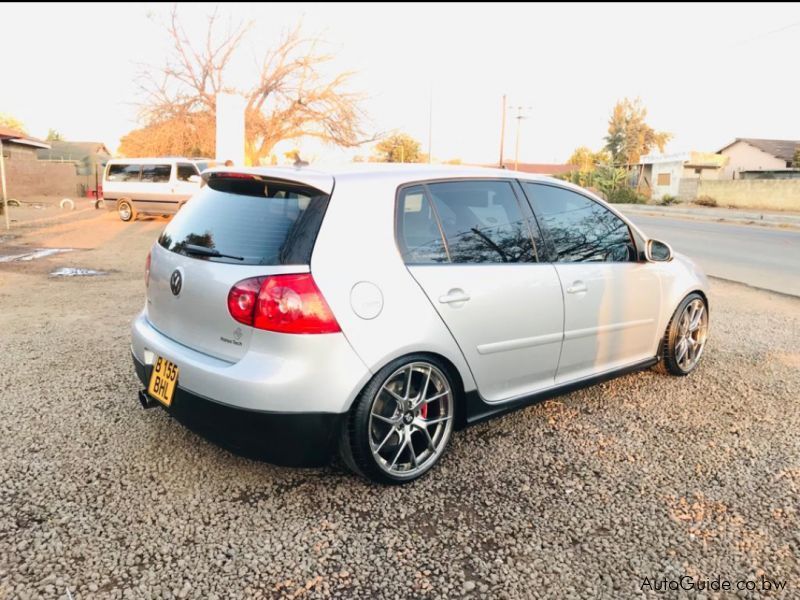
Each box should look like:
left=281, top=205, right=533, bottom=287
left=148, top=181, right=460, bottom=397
left=182, top=244, right=244, bottom=261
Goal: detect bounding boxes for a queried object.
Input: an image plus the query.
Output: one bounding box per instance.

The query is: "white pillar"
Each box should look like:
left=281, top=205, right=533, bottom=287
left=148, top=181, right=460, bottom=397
left=215, top=93, right=246, bottom=166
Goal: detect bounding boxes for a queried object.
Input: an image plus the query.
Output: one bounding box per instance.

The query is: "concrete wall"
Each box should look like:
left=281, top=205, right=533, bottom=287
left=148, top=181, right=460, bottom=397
left=696, top=179, right=800, bottom=211
left=719, top=141, right=787, bottom=180
left=4, top=159, right=78, bottom=198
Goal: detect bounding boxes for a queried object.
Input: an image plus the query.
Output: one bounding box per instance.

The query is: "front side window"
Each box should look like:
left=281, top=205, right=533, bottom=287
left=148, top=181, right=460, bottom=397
left=106, top=164, right=141, bottom=182
left=523, top=183, right=636, bottom=263
left=141, top=164, right=172, bottom=183
left=426, top=180, right=537, bottom=264
left=177, top=163, right=198, bottom=182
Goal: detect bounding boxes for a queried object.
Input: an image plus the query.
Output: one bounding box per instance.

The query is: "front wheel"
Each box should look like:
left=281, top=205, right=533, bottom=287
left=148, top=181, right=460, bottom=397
left=341, top=356, right=456, bottom=484
left=658, top=293, right=709, bottom=376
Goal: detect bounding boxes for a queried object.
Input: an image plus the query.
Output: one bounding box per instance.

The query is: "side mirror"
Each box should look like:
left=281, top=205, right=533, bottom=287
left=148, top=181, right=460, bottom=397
left=188, top=174, right=201, bottom=184
left=646, top=239, right=673, bottom=262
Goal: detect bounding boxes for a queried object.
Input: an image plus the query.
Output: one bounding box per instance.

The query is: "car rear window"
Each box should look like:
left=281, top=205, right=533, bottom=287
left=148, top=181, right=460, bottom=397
left=157, top=176, right=330, bottom=265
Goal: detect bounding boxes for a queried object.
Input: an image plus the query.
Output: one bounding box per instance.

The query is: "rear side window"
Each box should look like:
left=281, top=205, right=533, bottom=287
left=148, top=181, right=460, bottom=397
left=396, top=186, right=449, bottom=263
left=426, top=180, right=537, bottom=264
left=106, top=164, right=141, bottom=182
left=523, top=183, right=636, bottom=263
left=158, top=177, right=330, bottom=265
left=141, top=164, right=172, bottom=183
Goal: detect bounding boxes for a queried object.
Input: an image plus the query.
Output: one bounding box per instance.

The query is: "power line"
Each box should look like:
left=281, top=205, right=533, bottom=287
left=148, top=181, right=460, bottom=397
left=731, top=19, right=800, bottom=47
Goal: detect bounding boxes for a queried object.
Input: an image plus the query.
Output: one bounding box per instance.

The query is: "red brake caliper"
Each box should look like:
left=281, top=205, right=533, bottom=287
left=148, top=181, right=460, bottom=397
left=420, top=402, right=428, bottom=419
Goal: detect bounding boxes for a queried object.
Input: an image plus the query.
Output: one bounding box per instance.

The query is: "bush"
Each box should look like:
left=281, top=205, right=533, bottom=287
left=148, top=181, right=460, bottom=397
left=694, top=195, right=717, bottom=207
left=607, top=186, right=647, bottom=204
left=659, top=194, right=678, bottom=206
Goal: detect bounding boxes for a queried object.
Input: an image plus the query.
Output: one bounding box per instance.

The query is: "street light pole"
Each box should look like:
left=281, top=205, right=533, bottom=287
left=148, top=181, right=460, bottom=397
left=512, top=105, right=531, bottom=171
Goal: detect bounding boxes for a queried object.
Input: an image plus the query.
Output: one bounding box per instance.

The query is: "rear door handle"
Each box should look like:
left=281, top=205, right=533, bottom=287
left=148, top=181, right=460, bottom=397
left=438, top=289, right=470, bottom=304
left=566, top=281, right=588, bottom=294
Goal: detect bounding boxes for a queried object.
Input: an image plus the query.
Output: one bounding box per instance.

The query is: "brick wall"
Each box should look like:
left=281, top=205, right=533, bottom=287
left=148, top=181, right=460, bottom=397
left=4, top=158, right=79, bottom=198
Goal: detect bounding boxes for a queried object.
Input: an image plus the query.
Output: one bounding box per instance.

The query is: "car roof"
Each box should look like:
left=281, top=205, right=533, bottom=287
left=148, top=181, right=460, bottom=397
left=106, top=157, right=200, bottom=164
left=202, top=163, right=562, bottom=196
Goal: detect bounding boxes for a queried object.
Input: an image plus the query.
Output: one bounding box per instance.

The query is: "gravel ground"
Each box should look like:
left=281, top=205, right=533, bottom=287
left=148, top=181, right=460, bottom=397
left=1, top=211, right=799, bottom=599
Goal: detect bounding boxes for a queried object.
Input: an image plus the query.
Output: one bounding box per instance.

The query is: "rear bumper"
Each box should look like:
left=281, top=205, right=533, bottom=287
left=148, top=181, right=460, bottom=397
left=133, top=355, right=343, bottom=467
left=130, top=310, right=371, bottom=414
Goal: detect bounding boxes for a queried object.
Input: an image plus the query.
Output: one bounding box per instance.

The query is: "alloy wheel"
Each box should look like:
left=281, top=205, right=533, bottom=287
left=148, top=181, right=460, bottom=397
left=674, top=298, right=708, bottom=372
left=368, top=362, right=454, bottom=479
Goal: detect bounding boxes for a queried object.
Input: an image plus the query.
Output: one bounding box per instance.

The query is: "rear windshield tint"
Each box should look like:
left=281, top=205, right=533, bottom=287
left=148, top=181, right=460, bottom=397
left=158, top=177, right=330, bottom=265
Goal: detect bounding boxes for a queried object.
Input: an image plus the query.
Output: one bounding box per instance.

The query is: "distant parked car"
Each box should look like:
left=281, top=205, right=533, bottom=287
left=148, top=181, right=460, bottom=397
left=103, top=158, right=208, bottom=221
left=132, top=165, right=710, bottom=483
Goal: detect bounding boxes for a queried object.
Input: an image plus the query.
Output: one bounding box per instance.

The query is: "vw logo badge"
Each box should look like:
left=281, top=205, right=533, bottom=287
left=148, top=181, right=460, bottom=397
left=170, top=269, right=183, bottom=296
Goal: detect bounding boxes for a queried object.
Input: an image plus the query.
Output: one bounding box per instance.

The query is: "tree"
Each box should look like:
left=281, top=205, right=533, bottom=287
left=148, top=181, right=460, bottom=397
left=567, top=146, right=610, bottom=172
left=120, top=114, right=213, bottom=157
left=603, top=98, right=671, bottom=165
left=0, top=113, right=26, bottom=133
left=129, top=6, right=370, bottom=164
left=46, top=129, right=64, bottom=141
left=794, top=147, right=800, bottom=169
left=374, top=133, right=422, bottom=163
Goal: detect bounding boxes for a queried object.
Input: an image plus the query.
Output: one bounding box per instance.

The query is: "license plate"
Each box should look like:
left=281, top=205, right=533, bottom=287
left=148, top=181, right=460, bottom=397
left=148, top=356, right=179, bottom=407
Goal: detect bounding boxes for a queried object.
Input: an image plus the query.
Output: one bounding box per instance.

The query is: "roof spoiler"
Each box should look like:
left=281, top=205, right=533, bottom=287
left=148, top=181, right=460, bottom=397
left=201, top=167, right=334, bottom=195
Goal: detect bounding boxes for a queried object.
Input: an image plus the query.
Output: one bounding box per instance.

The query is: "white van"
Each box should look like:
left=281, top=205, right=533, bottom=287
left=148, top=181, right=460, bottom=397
left=103, top=158, right=211, bottom=221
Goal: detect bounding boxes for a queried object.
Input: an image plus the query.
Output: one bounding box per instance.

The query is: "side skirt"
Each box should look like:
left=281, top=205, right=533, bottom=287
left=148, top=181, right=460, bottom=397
left=462, top=357, right=659, bottom=427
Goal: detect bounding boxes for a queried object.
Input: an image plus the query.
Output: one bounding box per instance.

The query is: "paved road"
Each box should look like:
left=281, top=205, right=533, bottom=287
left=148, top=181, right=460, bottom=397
left=629, top=215, right=800, bottom=296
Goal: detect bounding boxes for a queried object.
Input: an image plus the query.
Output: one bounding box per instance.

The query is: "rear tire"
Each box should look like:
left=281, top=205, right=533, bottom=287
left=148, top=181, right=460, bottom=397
left=340, top=354, right=456, bottom=484
left=117, top=199, right=135, bottom=222
left=656, top=292, right=709, bottom=376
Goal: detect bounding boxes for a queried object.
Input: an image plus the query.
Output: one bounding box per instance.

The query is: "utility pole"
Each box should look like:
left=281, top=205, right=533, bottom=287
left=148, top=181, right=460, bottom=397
left=0, top=139, right=9, bottom=230
left=499, top=94, right=507, bottom=168
left=512, top=105, right=531, bottom=171
left=427, top=87, right=433, bottom=164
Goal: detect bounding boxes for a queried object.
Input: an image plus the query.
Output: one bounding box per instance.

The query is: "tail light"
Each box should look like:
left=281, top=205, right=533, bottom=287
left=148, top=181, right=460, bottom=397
left=227, top=274, right=340, bottom=334
left=145, top=251, right=151, bottom=288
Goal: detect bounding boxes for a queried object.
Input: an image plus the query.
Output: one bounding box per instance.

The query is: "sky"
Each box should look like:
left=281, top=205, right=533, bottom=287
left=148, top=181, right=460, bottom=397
left=2, top=2, right=799, bottom=165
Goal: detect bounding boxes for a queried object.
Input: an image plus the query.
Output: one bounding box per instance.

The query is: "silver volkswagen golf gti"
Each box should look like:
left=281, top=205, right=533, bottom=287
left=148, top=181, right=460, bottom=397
left=132, top=165, right=709, bottom=483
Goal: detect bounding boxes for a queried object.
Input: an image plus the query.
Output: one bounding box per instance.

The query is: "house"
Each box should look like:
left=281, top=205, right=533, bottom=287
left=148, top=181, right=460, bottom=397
left=0, top=126, right=51, bottom=158
left=717, top=138, right=800, bottom=180
left=37, top=141, right=111, bottom=175
left=639, top=152, right=728, bottom=201
left=0, top=128, right=86, bottom=198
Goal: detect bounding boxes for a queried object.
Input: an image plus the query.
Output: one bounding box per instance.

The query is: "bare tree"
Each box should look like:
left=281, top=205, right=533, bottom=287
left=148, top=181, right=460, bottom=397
left=126, top=6, right=370, bottom=163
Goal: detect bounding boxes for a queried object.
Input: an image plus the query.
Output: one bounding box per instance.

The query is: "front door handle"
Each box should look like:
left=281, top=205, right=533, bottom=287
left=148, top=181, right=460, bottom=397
left=438, top=289, right=471, bottom=304
left=566, top=281, right=588, bottom=294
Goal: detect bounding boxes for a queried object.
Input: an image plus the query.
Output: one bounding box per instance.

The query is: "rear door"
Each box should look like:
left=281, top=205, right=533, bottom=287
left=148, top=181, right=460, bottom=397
left=521, top=182, right=661, bottom=383
left=147, top=173, right=333, bottom=362
left=104, top=162, right=141, bottom=202
left=399, top=180, right=564, bottom=402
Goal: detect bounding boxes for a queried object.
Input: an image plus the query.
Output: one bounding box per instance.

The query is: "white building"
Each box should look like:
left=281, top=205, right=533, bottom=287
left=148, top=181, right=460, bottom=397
left=640, top=152, right=728, bottom=201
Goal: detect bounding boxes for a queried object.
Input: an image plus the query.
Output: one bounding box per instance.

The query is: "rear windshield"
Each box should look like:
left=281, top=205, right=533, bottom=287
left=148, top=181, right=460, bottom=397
left=157, top=177, right=330, bottom=265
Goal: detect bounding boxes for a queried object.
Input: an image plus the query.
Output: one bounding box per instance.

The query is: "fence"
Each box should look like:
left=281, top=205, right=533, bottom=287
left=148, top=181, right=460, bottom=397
left=5, top=159, right=78, bottom=198
left=695, top=179, right=800, bottom=211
